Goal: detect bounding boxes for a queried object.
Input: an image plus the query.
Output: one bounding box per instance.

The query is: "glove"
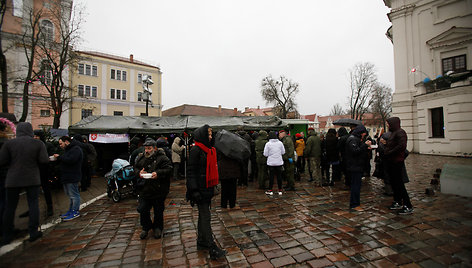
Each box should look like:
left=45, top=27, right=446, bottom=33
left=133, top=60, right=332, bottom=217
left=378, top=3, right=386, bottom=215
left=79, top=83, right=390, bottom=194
left=288, top=158, right=293, bottom=164
left=192, top=191, right=202, bottom=202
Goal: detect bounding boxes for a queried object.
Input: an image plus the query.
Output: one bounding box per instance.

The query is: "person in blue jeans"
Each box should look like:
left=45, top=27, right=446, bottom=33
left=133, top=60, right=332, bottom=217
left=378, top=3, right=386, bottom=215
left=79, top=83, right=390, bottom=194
left=54, top=136, right=83, bottom=221
left=344, top=125, right=371, bottom=210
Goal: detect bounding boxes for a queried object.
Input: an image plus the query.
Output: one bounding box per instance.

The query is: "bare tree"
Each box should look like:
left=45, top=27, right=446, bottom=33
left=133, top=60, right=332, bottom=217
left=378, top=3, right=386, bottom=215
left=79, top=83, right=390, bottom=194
left=330, top=103, right=344, bottom=116
left=33, top=0, right=82, bottom=128
left=1, top=0, right=8, bottom=112
left=348, top=62, right=377, bottom=120
left=18, top=4, right=44, bottom=122
left=371, top=82, right=392, bottom=130
left=261, top=75, right=299, bottom=119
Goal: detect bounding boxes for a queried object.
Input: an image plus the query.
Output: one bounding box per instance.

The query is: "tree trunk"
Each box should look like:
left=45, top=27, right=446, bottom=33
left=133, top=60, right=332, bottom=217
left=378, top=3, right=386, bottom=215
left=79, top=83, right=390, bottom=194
left=53, top=112, right=60, bottom=129
left=19, top=83, right=29, bottom=122
left=0, top=51, right=7, bottom=112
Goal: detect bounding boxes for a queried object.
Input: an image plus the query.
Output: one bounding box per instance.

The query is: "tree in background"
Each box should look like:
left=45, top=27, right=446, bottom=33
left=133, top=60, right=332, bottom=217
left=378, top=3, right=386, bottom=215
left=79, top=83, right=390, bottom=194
left=33, top=0, right=83, bottom=128
left=330, top=103, right=344, bottom=116
left=370, top=82, right=392, bottom=130
left=261, top=75, right=299, bottom=119
left=1, top=0, right=8, bottom=112
left=348, top=62, right=377, bottom=120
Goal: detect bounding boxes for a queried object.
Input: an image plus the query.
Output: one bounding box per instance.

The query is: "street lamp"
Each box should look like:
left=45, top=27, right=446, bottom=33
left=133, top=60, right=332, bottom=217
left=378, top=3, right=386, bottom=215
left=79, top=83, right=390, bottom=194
left=142, top=75, right=153, bottom=116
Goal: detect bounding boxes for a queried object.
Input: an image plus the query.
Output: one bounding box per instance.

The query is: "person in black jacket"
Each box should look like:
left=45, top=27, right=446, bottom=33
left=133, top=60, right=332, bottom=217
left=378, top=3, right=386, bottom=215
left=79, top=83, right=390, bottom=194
left=217, top=152, right=241, bottom=209
left=0, top=122, right=49, bottom=245
left=322, top=128, right=340, bottom=186
left=384, top=117, right=413, bottom=215
left=345, top=125, right=371, bottom=210
left=337, top=127, right=350, bottom=187
left=72, top=134, right=91, bottom=191
left=186, top=124, right=226, bottom=260
left=134, top=138, right=172, bottom=239
left=54, top=136, right=83, bottom=221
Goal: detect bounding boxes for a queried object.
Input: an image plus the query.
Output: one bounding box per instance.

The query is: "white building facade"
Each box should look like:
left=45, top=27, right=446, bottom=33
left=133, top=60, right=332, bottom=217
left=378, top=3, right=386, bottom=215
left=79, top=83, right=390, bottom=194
left=384, top=0, right=472, bottom=156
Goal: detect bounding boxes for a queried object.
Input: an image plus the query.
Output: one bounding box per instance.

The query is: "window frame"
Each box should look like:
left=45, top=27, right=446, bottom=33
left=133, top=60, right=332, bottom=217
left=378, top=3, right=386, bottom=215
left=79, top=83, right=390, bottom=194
left=111, top=69, right=115, bottom=79
left=113, top=111, right=124, bottom=116
left=78, top=85, right=84, bottom=96
left=110, top=88, right=115, bottom=99
left=430, top=107, right=445, bottom=138
left=442, top=54, right=467, bottom=75
left=78, top=63, right=84, bottom=75
left=40, top=19, right=54, bottom=42
left=92, top=65, right=98, bottom=76
left=81, top=109, right=93, bottom=119
left=40, top=109, right=50, bottom=117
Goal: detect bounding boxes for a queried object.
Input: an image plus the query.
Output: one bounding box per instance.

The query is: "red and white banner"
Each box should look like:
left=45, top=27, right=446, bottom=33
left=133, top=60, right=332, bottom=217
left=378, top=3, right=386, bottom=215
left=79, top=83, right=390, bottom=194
left=89, top=133, right=129, bottom=144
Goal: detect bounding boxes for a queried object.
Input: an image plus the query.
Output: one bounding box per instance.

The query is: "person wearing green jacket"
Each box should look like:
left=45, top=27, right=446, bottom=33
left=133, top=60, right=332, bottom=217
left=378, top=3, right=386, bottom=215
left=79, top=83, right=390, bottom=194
left=279, top=130, right=296, bottom=191
left=304, top=128, right=321, bottom=186
left=254, top=130, right=269, bottom=189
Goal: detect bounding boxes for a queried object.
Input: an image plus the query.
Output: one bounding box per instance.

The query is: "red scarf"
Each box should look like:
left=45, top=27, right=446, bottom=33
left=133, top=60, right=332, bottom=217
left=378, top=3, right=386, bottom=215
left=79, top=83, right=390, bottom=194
left=194, top=141, right=219, bottom=188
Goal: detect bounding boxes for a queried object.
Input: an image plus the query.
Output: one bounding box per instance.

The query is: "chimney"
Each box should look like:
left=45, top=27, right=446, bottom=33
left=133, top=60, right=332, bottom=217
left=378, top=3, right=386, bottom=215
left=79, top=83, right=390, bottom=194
left=130, top=54, right=134, bottom=62
left=245, top=107, right=249, bottom=112
left=218, top=105, right=221, bottom=113
left=257, top=106, right=260, bottom=109
left=234, top=108, right=238, bottom=115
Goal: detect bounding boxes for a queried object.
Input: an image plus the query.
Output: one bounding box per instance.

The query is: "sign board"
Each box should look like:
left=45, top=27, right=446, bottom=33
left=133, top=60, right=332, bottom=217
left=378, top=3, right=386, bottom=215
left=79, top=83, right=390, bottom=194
left=89, top=133, right=129, bottom=144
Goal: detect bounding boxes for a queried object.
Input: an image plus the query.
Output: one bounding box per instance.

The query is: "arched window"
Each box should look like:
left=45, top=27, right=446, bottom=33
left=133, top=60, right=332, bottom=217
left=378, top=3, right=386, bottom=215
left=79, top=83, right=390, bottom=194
left=40, top=20, right=54, bottom=42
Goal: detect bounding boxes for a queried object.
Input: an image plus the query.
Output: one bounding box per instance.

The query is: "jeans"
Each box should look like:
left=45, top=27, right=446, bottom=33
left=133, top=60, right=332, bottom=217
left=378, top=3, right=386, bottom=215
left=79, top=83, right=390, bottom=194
left=349, top=171, right=363, bottom=208
left=63, top=183, right=80, bottom=212
left=137, top=197, right=165, bottom=231
left=386, top=161, right=412, bottom=208
left=268, top=165, right=283, bottom=191
left=3, top=186, right=40, bottom=242
left=197, top=202, right=215, bottom=248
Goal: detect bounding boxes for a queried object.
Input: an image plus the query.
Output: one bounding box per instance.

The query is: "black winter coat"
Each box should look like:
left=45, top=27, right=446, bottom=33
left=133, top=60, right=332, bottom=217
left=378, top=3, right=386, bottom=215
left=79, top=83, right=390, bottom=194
left=58, top=140, right=83, bottom=184
left=0, top=122, right=49, bottom=188
left=217, top=152, right=241, bottom=180
left=345, top=130, right=369, bottom=173
left=384, top=117, right=407, bottom=163
left=186, top=124, right=216, bottom=203
left=134, top=149, right=172, bottom=200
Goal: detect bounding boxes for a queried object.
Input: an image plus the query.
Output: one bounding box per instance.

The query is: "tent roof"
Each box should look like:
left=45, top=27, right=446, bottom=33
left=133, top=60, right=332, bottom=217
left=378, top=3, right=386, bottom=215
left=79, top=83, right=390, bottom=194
left=68, top=115, right=286, bottom=135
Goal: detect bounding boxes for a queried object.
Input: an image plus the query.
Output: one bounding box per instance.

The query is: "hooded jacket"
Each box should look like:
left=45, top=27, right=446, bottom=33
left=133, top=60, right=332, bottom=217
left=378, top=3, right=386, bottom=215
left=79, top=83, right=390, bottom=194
left=171, top=137, right=185, bottom=163
left=254, top=130, right=268, bottom=164
left=384, top=117, right=407, bottom=163
left=345, top=125, right=369, bottom=172
left=304, top=129, right=321, bottom=158
left=263, top=133, right=285, bottom=166
left=134, top=148, right=173, bottom=199
left=186, top=124, right=216, bottom=203
left=337, top=127, right=349, bottom=160
left=58, top=139, right=84, bottom=184
left=0, top=122, right=49, bottom=188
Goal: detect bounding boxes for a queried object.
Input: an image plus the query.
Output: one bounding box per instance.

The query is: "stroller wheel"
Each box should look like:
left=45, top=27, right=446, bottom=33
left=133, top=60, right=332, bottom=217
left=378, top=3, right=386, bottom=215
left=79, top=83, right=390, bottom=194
left=112, top=190, right=121, bottom=203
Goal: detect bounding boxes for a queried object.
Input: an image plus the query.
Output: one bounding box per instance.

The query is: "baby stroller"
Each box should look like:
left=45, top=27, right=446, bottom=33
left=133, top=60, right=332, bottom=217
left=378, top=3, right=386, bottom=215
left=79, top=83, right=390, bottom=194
left=105, top=158, right=136, bottom=202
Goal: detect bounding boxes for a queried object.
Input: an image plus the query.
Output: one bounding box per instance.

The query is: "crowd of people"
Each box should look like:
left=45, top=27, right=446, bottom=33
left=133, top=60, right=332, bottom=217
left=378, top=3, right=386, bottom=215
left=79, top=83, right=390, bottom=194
left=0, top=115, right=413, bottom=260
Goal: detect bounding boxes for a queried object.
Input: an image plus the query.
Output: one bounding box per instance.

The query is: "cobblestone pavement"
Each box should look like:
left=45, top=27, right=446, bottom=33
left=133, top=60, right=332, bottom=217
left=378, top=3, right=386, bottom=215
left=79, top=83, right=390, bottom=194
left=0, top=153, right=471, bottom=267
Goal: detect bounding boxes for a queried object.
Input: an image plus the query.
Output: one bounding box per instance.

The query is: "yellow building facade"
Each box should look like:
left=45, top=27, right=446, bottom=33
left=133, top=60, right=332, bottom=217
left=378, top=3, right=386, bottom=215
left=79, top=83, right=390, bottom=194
left=70, top=51, right=162, bottom=125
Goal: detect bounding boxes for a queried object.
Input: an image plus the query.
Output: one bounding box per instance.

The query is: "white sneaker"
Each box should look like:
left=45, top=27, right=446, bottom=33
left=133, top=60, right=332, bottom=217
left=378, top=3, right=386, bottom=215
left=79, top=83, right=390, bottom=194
left=278, top=191, right=283, bottom=195
left=265, top=190, right=273, bottom=195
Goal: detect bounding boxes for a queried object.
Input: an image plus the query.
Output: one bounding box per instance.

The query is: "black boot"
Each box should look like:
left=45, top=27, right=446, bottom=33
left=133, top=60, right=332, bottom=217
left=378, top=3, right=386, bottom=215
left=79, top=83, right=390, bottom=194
left=140, top=230, right=148, bottom=240
left=209, top=246, right=227, bottom=260
left=47, top=205, right=53, bottom=217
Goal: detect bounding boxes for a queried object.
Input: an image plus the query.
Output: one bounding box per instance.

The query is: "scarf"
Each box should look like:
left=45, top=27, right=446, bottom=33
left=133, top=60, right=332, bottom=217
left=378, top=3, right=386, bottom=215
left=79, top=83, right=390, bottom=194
left=194, top=141, right=219, bottom=188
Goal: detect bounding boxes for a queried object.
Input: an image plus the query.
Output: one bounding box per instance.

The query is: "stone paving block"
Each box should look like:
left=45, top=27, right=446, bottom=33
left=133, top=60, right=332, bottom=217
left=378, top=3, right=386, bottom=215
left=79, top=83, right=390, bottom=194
left=306, top=257, right=333, bottom=268
left=310, top=247, right=333, bottom=258
left=418, top=259, right=445, bottom=268
left=252, top=260, right=274, bottom=268
left=293, top=251, right=315, bottom=263
left=270, top=255, right=296, bottom=267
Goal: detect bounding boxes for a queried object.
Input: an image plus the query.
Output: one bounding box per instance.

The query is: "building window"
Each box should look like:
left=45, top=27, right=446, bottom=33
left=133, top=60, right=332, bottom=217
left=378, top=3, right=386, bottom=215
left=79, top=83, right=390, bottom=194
left=40, top=20, right=54, bottom=42
left=430, top=107, right=444, bottom=138
left=122, top=90, right=126, bottom=100
left=92, top=66, right=97, bottom=76
left=81, top=109, right=93, bottom=119
left=110, top=88, right=115, bottom=99
left=111, top=69, right=115, bottom=79
left=110, top=88, right=126, bottom=100
left=40, top=60, right=52, bottom=85
left=137, top=92, right=142, bottom=101
left=138, top=74, right=142, bottom=83
left=140, top=113, right=146, bottom=116
left=85, top=64, right=91, bottom=76
left=85, top=85, right=91, bottom=96
left=78, top=63, right=84, bottom=75
left=116, top=89, right=121, bottom=100
left=78, top=85, right=84, bottom=96
left=442, top=54, right=467, bottom=74
left=40, top=109, right=50, bottom=117
left=122, top=71, right=127, bottom=81
left=117, top=70, right=121, bottom=80
left=92, top=86, right=97, bottom=97
left=114, top=111, right=123, bottom=116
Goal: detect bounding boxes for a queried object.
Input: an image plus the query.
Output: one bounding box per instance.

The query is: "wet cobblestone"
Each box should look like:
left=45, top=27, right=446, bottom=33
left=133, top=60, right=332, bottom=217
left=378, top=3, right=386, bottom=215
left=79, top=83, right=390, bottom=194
left=0, top=153, right=471, bottom=267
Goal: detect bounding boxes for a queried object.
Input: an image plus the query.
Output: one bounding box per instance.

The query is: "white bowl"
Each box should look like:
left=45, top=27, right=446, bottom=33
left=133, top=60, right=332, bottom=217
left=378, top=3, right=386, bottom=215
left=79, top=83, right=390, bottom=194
left=142, top=173, right=152, bottom=179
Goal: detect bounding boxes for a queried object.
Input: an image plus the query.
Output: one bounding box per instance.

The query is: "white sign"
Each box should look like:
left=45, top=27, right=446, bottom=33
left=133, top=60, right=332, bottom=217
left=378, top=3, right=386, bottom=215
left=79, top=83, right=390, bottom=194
left=89, top=133, right=129, bottom=144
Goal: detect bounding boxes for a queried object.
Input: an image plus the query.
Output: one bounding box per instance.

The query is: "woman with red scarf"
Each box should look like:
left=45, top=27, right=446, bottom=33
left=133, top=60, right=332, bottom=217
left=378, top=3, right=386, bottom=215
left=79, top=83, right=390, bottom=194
left=186, top=124, right=226, bottom=260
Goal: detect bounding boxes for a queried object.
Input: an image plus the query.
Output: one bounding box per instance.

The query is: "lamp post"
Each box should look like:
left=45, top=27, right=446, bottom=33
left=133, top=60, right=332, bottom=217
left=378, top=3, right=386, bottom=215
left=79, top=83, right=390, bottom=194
left=142, top=75, right=154, bottom=116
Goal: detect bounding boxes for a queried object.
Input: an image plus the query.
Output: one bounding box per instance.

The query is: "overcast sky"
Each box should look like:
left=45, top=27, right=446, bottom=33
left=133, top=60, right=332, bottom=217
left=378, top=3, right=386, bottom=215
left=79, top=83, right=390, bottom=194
left=75, top=0, right=394, bottom=116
